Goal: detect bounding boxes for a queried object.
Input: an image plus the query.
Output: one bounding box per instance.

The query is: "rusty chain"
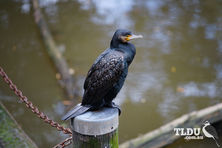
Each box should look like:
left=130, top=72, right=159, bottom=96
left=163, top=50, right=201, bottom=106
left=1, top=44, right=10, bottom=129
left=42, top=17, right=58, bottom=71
left=0, top=66, right=72, bottom=148
left=53, top=137, right=72, bottom=148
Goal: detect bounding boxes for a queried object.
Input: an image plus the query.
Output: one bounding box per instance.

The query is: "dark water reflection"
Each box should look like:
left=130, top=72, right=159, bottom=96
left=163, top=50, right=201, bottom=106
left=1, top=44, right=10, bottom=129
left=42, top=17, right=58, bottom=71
left=0, top=0, right=222, bottom=147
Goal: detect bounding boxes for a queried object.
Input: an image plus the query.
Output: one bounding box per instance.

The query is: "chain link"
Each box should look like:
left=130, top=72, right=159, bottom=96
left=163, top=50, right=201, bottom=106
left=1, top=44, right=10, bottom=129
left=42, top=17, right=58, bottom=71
left=53, top=137, right=72, bottom=148
left=0, top=66, right=72, bottom=147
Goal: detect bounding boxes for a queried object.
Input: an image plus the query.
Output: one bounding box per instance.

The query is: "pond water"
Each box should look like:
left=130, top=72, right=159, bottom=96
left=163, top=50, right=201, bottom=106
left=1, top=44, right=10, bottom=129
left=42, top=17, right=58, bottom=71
left=0, top=0, right=222, bottom=147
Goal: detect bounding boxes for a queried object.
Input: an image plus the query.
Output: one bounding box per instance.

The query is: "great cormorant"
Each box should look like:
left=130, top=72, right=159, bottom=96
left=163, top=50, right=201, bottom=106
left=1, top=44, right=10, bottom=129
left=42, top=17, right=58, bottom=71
left=62, top=29, right=142, bottom=120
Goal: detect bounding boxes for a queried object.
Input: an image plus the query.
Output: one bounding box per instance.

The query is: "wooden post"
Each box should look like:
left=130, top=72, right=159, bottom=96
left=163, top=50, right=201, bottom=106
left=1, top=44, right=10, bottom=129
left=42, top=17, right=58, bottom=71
left=71, top=108, right=119, bottom=148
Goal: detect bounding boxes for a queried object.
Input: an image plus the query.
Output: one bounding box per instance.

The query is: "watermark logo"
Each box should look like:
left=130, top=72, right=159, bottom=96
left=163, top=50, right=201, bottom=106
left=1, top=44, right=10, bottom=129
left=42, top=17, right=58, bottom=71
left=174, top=121, right=220, bottom=147
left=202, top=121, right=220, bottom=147
left=174, top=127, right=203, bottom=140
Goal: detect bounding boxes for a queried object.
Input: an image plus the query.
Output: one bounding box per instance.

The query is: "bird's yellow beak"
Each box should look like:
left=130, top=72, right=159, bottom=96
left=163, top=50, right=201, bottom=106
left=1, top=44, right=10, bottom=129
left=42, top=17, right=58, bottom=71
left=126, top=34, right=143, bottom=41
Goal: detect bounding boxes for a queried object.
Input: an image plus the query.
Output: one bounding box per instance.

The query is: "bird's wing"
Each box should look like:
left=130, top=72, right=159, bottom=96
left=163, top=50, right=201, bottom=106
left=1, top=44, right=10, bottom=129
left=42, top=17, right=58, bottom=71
left=205, top=125, right=219, bottom=139
left=83, top=49, right=109, bottom=90
left=82, top=51, right=125, bottom=105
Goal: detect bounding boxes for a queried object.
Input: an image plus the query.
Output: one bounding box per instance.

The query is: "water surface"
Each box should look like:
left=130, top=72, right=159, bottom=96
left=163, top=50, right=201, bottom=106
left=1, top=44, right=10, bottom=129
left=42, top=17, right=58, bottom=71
left=0, top=0, right=222, bottom=147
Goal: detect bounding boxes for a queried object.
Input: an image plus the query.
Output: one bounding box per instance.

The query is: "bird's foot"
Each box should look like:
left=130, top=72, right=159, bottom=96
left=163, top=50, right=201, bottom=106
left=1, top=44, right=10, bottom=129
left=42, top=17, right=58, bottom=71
left=105, top=102, right=121, bottom=115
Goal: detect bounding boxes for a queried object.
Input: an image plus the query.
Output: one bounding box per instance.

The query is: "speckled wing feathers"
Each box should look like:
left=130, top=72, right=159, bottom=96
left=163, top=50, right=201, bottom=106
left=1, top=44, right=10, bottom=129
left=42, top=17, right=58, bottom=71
left=82, top=51, right=124, bottom=106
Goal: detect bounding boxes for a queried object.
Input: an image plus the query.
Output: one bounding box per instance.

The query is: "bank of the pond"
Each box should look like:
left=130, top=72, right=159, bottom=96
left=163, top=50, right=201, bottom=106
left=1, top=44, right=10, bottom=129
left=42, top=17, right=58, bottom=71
left=0, top=102, right=38, bottom=148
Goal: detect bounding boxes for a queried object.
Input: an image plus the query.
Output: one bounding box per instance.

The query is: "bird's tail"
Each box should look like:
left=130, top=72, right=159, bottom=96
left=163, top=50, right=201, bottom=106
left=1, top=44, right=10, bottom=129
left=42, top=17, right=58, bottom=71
left=62, top=103, right=90, bottom=120
left=213, top=137, right=220, bottom=147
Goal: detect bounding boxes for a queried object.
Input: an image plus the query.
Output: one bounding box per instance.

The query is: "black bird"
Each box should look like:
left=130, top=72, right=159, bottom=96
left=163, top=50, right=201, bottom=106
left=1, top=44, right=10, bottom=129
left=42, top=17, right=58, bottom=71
left=62, top=29, right=143, bottom=120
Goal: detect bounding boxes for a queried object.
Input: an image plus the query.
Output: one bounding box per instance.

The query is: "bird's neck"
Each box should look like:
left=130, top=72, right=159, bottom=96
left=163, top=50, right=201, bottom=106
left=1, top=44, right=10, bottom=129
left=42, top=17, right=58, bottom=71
left=110, top=43, right=136, bottom=66
left=110, top=39, right=125, bottom=49
left=110, top=43, right=134, bottom=53
left=110, top=39, right=133, bottom=51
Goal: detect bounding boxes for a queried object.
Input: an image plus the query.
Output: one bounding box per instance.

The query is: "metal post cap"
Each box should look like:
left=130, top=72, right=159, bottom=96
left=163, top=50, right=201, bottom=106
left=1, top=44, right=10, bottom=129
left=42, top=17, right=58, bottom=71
left=72, top=107, right=119, bottom=136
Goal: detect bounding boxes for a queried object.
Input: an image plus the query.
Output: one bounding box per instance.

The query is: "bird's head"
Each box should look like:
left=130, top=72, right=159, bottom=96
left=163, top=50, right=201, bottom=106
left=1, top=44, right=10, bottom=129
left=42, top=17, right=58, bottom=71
left=204, top=121, right=210, bottom=126
left=110, top=29, right=143, bottom=48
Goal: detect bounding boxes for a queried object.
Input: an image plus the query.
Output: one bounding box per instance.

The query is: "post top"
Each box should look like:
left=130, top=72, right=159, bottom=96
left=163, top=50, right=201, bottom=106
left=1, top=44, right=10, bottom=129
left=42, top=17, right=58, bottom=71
left=72, top=107, right=119, bottom=136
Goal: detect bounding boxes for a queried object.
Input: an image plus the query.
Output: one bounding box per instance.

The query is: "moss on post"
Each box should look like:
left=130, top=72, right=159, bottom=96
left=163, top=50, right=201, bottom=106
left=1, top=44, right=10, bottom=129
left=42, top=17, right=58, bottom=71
left=73, top=129, right=118, bottom=148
